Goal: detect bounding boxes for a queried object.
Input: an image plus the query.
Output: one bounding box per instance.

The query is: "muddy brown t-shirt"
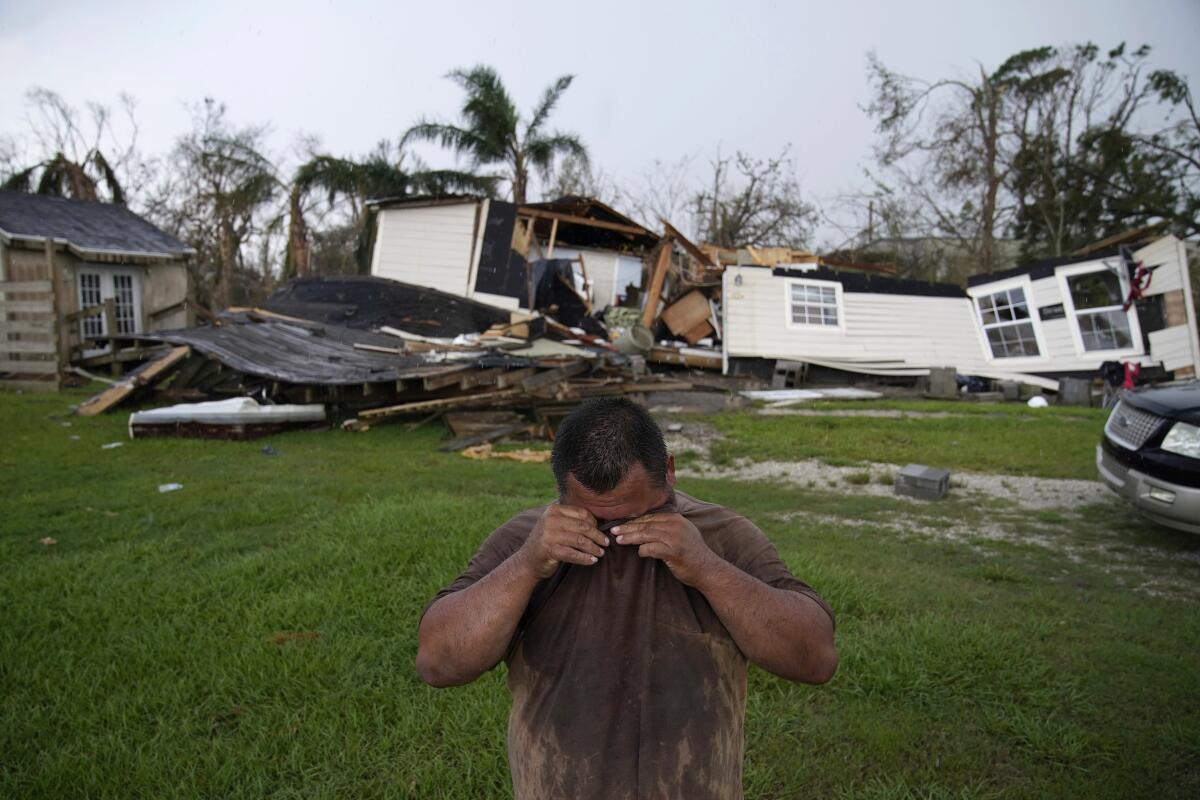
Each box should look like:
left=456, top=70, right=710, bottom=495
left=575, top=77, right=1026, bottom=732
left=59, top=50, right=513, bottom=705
left=429, top=490, right=834, bottom=800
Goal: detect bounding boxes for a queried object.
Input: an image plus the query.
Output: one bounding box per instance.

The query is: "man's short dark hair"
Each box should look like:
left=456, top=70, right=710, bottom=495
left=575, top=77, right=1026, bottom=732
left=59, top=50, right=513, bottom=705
left=551, top=397, right=668, bottom=494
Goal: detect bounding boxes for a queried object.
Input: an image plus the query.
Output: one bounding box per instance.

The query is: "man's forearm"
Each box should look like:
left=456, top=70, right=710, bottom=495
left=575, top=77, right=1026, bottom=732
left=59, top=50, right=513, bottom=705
left=693, top=558, right=837, bottom=684
left=416, top=552, right=541, bottom=687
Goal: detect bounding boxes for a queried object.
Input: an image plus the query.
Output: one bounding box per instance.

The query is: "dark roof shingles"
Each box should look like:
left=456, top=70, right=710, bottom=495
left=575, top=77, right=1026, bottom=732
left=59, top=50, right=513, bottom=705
left=0, top=191, right=191, bottom=257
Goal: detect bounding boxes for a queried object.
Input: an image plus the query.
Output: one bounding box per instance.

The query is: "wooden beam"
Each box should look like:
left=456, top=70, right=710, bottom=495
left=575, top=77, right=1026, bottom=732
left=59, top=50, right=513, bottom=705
left=0, top=339, right=57, bottom=354
left=460, top=366, right=508, bottom=390
left=0, top=280, right=52, bottom=293
left=494, top=367, right=538, bottom=389
left=517, top=207, right=649, bottom=236
left=661, top=220, right=715, bottom=268
left=641, top=239, right=674, bottom=329
left=521, top=360, right=589, bottom=391
left=147, top=298, right=188, bottom=321
left=438, top=422, right=532, bottom=452
left=422, top=365, right=473, bottom=391
left=0, top=300, right=53, bottom=314
left=546, top=217, right=559, bottom=257
left=357, top=388, right=521, bottom=422
left=0, top=359, right=59, bottom=374
left=48, top=244, right=66, bottom=389
left=75, top=346, right=190, bottom=417
left=0, top=320, right=53, bottom=334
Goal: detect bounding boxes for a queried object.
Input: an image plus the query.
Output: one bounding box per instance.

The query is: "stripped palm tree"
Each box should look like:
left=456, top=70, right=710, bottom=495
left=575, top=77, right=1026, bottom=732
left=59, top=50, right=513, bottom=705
left=2, top=150, right=127, bottom=204
left=403, top=66, right=589, bottom=205
left=285, top=145, right=494, bottom=277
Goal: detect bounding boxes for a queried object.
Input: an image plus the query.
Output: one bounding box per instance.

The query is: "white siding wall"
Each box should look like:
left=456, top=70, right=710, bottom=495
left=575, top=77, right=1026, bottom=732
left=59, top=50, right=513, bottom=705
left=723, top=235, right=1199, bottom=380
left=724, top=266, right=985, bottom=371
left=370, top=201, right=481, bottom=296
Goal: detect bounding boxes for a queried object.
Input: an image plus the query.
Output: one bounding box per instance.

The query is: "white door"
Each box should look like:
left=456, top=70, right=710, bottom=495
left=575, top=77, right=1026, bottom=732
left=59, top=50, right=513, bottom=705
left=77, top=269, right=142, bottom=340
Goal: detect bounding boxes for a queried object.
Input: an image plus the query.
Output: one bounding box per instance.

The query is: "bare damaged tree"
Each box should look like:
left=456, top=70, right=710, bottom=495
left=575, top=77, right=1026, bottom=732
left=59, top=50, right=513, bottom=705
left=865, top=52, right=1034, bottom=273
left=543, top=154, right=619, bottom=204
left=694, top=147, right=817, bottom=248
left=0, top=88, right=153, bottom=205
left=148, top=99, right=281, bottom=309
left=618, top=155, right=698, bottom=235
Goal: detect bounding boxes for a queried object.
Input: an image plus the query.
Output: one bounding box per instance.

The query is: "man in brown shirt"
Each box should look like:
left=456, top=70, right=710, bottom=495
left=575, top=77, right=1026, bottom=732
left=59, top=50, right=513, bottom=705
left=417, top=398, right=837, bottom=799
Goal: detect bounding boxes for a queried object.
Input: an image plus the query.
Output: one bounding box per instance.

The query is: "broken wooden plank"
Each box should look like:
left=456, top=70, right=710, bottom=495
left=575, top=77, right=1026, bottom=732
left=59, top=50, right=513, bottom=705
left=422, top=365, right=473, bottom=391
left=517, top=207, right=649, bottom=236
left=438, top=422, right=533, bottom=452
left=641, top=239, right=674, bottom=329
left=0, top=359, right=58, bottom=374
left=445, top=410, right=526, bottom=437
left=0, top=320, right=53, bottom=334
left=356, top=387, right=522, bottom=422
left=521, top=361, right=589, bottom=392
left=460, top=366, right=509, bottom=390
left=0, top=280, right=52, bottom=293
left=494, top=367, right=538, bottom=389
left=75, top=346, right=190, bottom=417
left=353, top=342, right=406, bottom=356
left=1, top=339, right=57, bottom=355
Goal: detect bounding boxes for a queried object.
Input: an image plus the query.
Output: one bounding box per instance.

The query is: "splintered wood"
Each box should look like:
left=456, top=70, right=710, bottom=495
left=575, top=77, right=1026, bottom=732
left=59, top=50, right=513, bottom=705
left=461, top=443, right=552, bottom=463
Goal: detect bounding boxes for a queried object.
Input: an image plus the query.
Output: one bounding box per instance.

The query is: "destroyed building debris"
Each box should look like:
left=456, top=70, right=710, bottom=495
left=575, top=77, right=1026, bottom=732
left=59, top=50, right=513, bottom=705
left=47, top=190, right=1200, bottom=446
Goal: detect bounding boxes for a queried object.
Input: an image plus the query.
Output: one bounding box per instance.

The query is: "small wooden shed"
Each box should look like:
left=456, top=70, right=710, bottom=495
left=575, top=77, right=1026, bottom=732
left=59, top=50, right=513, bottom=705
left=0, top=191, right=194, bottom=390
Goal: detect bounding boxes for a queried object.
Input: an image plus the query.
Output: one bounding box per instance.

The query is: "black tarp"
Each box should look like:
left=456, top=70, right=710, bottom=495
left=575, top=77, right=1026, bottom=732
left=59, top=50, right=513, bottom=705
left=473, top=200, right=530, bottom=302
left=532, top=259, right=606, bottom=336
left=262, top=276, right=512, bottom=337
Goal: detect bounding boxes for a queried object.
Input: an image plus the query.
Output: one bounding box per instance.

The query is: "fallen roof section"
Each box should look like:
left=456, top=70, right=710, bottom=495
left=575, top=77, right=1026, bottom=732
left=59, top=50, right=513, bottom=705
left=261, top=276, right=515, bottom=337
left=136, top=312, right=442, bottom=385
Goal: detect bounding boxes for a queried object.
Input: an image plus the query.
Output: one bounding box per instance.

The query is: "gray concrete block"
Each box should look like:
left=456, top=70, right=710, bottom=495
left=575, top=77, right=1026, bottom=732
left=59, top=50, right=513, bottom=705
left=895, top=463, right=951, bottom=500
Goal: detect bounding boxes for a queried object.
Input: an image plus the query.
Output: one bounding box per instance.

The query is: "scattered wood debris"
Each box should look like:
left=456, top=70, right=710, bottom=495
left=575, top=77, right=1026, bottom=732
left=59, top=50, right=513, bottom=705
left=461, top=444, right=552, bottom=463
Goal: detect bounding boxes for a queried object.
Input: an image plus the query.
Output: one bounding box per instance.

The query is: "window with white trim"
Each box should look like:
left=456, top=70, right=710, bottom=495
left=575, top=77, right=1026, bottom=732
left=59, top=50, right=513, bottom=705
left=113, top=274, right=137, bottom=334
left=1066, top=270, right=1133, bottom=351
left=79, top=273, right=104, bottom=338
left=976, top=286, right=1040, bottom=358
left=788, top=281, right=839, bottom=327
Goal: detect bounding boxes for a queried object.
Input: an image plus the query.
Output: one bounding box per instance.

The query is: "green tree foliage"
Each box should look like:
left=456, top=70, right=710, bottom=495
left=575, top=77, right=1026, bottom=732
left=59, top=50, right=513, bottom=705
left=867, top=43, right=1199, bottom=274
left=403, top=65, right=588, bottom=205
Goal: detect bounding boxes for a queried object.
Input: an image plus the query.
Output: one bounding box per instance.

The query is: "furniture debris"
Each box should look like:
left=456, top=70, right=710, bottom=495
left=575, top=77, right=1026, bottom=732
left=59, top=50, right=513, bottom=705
left=129, top=397, right=327, bottom=440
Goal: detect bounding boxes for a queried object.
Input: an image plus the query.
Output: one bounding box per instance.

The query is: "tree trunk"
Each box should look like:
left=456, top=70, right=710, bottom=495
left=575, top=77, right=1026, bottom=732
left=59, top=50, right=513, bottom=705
left=286, top=187, right=310, bottom=279
left=512, top=151, right=527, bottom=206
left=216, top=218, right=237, bottom=310
left=979, top=79, right=999, bottom=274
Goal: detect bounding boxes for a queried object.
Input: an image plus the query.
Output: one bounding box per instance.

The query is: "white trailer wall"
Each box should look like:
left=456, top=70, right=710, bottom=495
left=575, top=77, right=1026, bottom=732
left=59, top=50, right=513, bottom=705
left=370, top=200, right=485, bottom=297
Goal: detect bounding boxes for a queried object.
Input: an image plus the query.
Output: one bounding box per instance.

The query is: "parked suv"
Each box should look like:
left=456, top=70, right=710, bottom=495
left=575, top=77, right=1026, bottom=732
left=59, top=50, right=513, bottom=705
left=1097, top=381, right=1200, bottom=533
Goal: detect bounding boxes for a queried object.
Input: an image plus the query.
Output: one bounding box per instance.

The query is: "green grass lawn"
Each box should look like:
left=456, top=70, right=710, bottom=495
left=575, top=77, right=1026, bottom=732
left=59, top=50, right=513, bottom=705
left=708, top=403, right=1111, bottom=479
left=1, top=388, right=1198, bottom=799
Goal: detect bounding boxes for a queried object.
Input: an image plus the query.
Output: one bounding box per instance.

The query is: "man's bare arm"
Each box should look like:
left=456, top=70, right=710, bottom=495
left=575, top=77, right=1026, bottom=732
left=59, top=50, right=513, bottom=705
left=691, top=558, right=837, bottom=684
left=613, top=514, right=837, bottom=684
left=416, top=505, right=607, bottom=687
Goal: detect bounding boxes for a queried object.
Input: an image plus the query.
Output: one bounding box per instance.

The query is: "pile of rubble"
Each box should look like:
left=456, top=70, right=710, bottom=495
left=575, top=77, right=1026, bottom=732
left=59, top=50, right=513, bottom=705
left=74, top=276, right=731, bottom=440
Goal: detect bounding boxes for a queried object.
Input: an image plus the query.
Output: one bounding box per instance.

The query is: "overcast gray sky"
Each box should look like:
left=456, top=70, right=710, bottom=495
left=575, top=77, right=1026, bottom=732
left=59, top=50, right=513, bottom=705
left=3, top=0, right=1198, bottom=243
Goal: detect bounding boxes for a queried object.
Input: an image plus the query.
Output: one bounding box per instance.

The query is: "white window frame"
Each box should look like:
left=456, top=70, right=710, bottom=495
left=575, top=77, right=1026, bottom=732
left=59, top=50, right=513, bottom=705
left=783, top=277, right=845, bottom=332
left=1057, top=262, right=1142, bottom=358
left=967, top=275, right=1048, bottom=364
left=75, top=266, right=143, bottom=342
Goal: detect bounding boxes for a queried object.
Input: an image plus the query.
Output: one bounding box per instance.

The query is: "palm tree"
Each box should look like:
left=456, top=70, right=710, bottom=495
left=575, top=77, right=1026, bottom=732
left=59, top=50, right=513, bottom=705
left=285, top=144, right=495, bottom=277
left=2, top=150, right=126, bottom=204
left=403, top=65, right=589, bottom=205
